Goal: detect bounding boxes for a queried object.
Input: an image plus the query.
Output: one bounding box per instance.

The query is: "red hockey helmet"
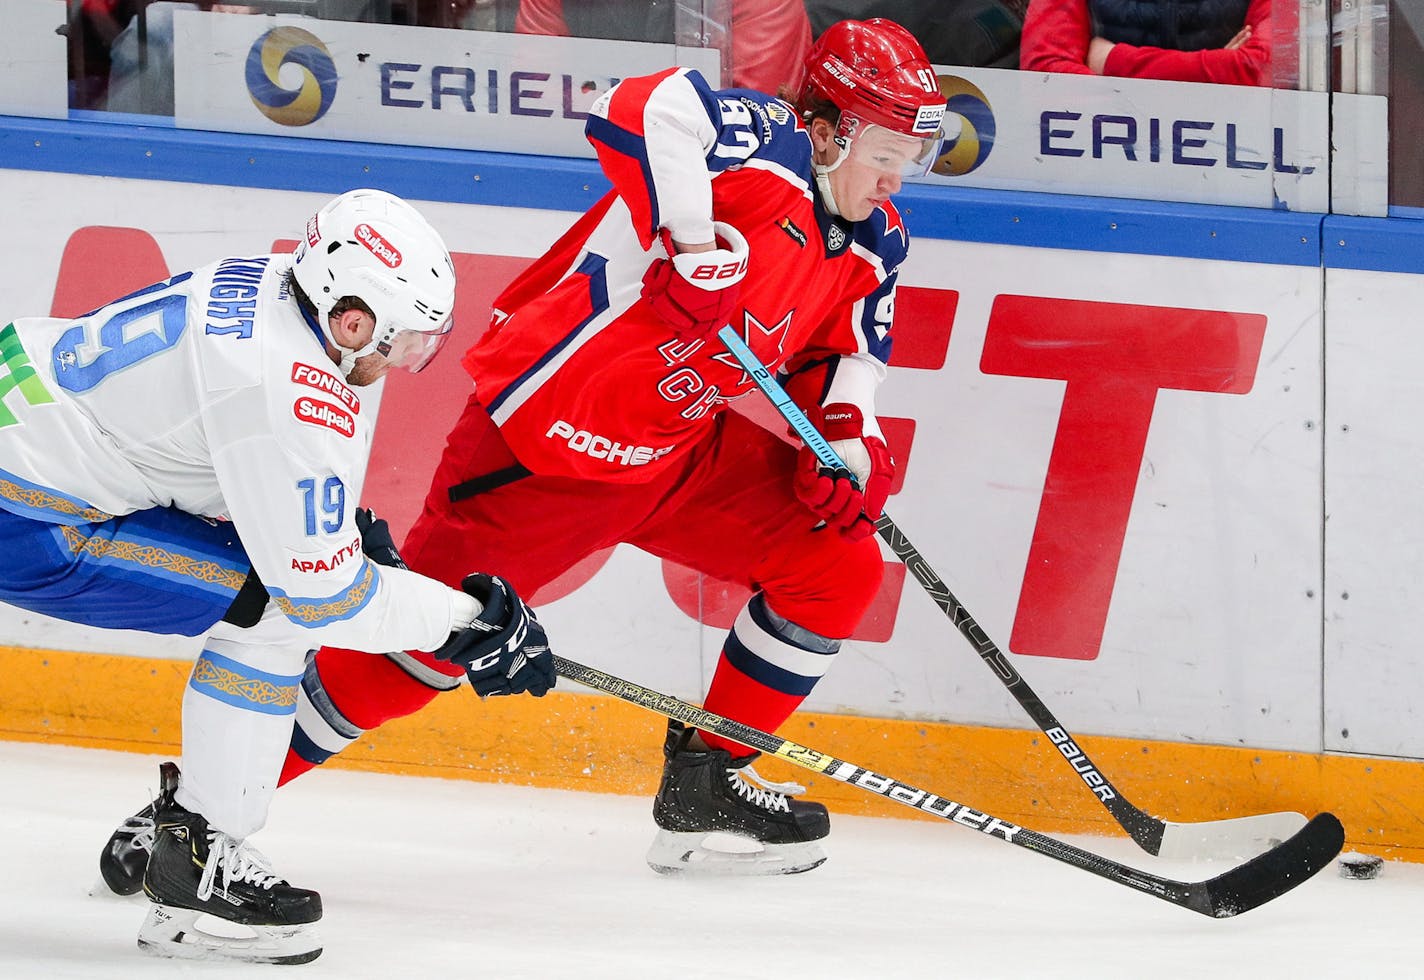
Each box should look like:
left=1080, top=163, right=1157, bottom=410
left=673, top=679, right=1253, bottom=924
left=797, top=19, right=947, bottom=140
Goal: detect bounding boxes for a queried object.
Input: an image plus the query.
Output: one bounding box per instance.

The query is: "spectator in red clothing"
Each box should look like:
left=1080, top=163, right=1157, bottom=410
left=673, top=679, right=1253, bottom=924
left=1021, top=0, right=1272, bottom=86
left=513, top=0, right=813, bottom=94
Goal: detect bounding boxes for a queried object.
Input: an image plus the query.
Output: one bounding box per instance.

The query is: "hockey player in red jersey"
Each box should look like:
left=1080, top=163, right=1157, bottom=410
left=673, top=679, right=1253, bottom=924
left=281, top=19, right=948, bottom=876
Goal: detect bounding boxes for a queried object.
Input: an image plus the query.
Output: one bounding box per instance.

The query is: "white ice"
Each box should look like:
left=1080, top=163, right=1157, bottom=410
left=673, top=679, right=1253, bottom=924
left=1, top=740, right=1419, bottom=979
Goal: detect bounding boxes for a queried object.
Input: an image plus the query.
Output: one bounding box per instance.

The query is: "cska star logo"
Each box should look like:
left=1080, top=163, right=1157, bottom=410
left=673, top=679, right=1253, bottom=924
left=711, top=309, right=794, bottom=386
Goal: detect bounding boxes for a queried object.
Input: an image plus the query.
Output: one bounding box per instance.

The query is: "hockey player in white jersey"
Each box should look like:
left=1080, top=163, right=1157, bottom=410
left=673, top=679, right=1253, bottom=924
left=0, top=189, right=554, bottom=964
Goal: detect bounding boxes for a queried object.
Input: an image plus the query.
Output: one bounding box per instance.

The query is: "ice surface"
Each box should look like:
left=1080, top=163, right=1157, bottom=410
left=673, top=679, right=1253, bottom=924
left=1, top=740, right=1419, bottom=979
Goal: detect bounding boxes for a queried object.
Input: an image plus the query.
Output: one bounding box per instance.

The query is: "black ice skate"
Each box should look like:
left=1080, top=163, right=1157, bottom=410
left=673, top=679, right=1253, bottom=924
left=647, top=719, right=830, bottom=876
left=137, top=770, right=322, bottom=965
left=94, top=761, right=180, bottom=898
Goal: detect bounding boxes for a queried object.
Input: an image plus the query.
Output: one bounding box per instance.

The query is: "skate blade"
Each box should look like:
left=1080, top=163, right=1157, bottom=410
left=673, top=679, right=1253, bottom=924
left=137, top=903, right=322, bottom=965
left=646, top=830, right=826, bottom=877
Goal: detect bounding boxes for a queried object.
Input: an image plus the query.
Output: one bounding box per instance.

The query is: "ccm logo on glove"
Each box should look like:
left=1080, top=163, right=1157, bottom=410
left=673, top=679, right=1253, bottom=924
left=432, top=573, right=556, bottom=698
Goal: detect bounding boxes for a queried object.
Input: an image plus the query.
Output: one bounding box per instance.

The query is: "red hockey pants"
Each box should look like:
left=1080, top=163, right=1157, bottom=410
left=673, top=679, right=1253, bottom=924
left=288, top=393, right=883, bottom=775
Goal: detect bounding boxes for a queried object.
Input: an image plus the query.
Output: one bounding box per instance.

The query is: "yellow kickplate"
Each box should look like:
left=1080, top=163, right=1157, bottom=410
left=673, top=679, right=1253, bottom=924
left=3, top=645, right=1420, bottom=860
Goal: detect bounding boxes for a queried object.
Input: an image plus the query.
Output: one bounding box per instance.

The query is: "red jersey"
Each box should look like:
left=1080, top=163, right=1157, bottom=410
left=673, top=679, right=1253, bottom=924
left=464, top=68, right=908, bottom=483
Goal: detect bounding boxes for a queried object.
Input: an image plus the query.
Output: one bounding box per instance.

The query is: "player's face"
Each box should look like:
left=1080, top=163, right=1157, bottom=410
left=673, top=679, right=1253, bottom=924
left=830, top=139, right=906, bottom=222
left=814, top=119, right=931, bottom=222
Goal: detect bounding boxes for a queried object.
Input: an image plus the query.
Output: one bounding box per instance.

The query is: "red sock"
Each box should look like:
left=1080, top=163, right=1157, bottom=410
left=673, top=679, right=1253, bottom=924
left=278, top=647, right=459, bottom=785
left=699, top=654, right=805, bottom=757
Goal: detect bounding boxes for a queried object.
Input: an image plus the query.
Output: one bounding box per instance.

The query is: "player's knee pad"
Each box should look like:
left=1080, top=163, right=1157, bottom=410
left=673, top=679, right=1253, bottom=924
left=763, top=530, right=884, bottom=639
left=303, top=646, right=462, bottom=734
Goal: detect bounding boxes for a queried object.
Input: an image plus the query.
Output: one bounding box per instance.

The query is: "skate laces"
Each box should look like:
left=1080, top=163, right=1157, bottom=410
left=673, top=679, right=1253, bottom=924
left=196, top=833, right=283, bottom=901
left=121, top=815, right=157, bottom=854
left=728, top=764, right=806, bottom=813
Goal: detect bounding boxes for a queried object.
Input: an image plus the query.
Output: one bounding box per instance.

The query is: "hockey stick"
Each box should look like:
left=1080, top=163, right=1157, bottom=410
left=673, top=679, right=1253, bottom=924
left=553, top=655, right=1342, bottom=917
left=717, top=325, right=1308, bottom=860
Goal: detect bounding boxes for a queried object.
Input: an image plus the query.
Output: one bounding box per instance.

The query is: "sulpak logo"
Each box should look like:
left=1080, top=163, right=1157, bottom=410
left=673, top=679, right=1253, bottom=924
left=291, top=363, right=360, bottom=414
left=293, top=396, right=356, bottom=437
left=356, top=223, right=402, bottom=268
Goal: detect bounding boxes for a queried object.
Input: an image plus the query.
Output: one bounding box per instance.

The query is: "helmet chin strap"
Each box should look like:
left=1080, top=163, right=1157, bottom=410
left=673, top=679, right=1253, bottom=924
left=334, top=339, right=378, bottom=378
left=813, top=138, right=850, bottom=218
left=323, top=317, right=380, bottom=379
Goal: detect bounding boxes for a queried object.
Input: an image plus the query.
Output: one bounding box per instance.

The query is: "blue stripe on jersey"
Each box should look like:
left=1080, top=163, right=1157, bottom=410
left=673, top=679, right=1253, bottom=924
left=0, top=466, right=115, bottom=525
left=189, top=648, right=301, bottom=716
left=585, top=113, right=661, bottom=233
left=268, top=559, right=380, bottom=628
left=44, top=505, right=251, bottom=600
left=721, top=627, right=831, bottom=697
left=486, top=252, right=611, bottom=415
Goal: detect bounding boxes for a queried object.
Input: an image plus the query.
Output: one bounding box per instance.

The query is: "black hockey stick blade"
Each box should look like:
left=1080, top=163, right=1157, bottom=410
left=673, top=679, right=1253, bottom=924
left=1191, top=812, right=1345, bottom=917
left=552, top=655, right=1343, bottom=918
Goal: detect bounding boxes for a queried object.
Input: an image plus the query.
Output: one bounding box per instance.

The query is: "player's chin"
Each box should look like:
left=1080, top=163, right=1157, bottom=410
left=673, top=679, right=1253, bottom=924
left=843, top=200, right=880, bottom=223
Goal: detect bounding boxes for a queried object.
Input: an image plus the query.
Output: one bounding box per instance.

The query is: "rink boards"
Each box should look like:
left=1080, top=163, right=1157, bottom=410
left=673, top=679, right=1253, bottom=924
left=1, top=117, right=1422, bottom=857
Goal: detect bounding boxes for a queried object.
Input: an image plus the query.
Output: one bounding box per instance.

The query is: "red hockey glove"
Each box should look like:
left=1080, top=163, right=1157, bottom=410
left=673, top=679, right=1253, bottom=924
left=641, top=221, right=749, bottom=344
left=793, top=403, right=894, bottom=542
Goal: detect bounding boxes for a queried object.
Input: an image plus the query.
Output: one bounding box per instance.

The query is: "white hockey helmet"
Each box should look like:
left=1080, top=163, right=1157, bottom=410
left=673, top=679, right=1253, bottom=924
left=292, top=188, right=456, bottom=376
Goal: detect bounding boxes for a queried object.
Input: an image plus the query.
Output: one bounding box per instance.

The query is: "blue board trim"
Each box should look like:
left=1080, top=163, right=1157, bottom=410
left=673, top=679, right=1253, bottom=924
left=0, top=111, right=1363, bottom=269
left=1323, top=215, right=1424, bottom=275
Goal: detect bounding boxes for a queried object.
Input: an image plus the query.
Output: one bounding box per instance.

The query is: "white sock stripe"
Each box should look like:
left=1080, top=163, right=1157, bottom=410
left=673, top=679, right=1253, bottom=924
left=732, top=602, right=838, bottom=681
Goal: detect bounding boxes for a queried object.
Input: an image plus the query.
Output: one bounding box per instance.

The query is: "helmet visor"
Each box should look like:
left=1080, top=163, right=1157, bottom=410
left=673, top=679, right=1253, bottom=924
left=843, top=121, right=943, bottom=179
left=379, top=316, right=454, bottom=374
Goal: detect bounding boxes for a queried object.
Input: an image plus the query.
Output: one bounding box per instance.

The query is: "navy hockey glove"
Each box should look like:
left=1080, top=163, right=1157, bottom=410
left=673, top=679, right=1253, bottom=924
left=641, top=221, right=749, bottom=344
left=355, top=508, right=406, bottom=569
left=433, top=574, right=555, bottom=698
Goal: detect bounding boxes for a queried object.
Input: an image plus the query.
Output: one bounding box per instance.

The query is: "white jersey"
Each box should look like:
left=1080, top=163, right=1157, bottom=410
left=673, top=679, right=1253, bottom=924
left=0, top=254, right=464, bottom=652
